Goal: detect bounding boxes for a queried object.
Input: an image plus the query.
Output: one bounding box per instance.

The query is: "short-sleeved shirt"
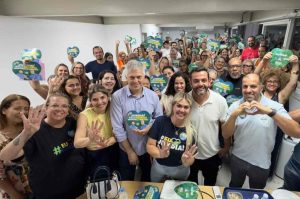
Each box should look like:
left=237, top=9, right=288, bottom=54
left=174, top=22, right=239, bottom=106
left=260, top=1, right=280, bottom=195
left=189, top=90, right=228, bottom=159
left=24, top=117, right=87, bottom=199
left=148, top=116, right=189, bottom=167
left=224, top=94, right=291, bottom=169
left=85, top=60, right=117, bottom=80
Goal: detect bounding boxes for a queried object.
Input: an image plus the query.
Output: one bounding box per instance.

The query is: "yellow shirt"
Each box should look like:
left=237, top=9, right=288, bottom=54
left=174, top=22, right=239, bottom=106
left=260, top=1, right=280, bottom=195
left=81, top=108, right=113, bottom=150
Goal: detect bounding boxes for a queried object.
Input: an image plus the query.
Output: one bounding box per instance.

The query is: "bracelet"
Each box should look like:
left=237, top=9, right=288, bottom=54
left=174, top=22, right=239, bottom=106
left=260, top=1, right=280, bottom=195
left=267, top=108, right=277, bottom=117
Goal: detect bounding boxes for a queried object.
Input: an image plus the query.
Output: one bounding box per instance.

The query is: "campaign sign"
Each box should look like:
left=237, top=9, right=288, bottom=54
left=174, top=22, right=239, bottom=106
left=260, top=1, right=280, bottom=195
left=172, top=60, right=180, bottom=68
left=270, top=48, right=292, bottom=68
left=134, top=185, right=160, bottom=199
left=136, top=58, right=151, bottom=70
left=188, top=63, right=198, bottom=72
left=126, top=111, right=151, bottom=130
left=150, top=75, right=168, bottom=91
left=12, top=60, right=43, bottom=80
left=21, top=48, right=42, bottom=61
left=207, top=40, right=220, bottom=52
left=226, top=95, right=241, bottom=106
left=125, top=35, right=137, bottom=45
left=67, top=46, right=80, bottom=58
left=174, top=182, right=198, bottom=199
left=212, top=78, right=234, bottom=96
left=143, top=36, right=163, bottom=51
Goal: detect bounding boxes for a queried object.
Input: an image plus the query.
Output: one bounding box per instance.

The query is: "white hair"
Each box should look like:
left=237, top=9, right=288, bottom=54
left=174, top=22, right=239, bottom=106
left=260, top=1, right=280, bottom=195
left=126, top=60, right=145, bottom=75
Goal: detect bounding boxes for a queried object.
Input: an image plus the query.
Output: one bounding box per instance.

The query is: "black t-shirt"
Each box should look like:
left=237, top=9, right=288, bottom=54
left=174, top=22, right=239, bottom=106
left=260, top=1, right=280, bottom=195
left=85, top=60, right=117, bottom=80
left=219, top=74, right=243, bottom=105
left=24, top=117, right=87, bottom=199
left=148, top=116, right=191, bottom=167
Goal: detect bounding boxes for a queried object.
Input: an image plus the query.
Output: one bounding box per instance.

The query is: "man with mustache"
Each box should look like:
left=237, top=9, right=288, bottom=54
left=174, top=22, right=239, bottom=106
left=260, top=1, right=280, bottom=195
left=188, top=67, right=229, bottom=185
left=222, top=73, right=299, bottom=189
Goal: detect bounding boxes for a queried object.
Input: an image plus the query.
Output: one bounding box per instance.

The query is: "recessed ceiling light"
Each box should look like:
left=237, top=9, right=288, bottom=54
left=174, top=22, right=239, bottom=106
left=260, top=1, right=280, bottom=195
left=145, top=13, right=156, bottom=15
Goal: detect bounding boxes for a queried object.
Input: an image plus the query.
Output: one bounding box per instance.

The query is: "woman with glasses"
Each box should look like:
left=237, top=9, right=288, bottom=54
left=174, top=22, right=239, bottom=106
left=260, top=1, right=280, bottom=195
left=71, top=62, right=90, bottom=95
left=0, top=93, right=87, bottom=199
left=242, top=59, right=255, bottom=75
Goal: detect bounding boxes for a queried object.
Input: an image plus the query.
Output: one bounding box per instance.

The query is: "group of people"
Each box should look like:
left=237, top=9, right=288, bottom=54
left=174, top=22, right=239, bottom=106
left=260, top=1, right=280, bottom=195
left=0, top=34, right=300, bottom=199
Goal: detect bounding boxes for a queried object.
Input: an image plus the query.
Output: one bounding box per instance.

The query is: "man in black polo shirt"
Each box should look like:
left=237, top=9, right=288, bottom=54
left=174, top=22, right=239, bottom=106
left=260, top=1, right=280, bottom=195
left=86, top=46, right=117, bottom=81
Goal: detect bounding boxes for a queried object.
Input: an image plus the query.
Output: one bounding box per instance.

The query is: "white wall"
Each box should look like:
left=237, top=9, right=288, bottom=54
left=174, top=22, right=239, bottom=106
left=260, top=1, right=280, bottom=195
left=0, top=16, right=141, bottom=105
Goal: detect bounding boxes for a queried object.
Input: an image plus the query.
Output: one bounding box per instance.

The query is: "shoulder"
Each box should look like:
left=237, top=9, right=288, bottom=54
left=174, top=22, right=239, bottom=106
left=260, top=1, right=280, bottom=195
left=86, top=60, right=96, bottom=66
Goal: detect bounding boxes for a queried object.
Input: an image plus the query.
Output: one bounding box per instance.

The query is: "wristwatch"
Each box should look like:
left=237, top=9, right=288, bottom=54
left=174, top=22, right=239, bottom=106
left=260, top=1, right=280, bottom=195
left=267, top=108, right=277, bottom=117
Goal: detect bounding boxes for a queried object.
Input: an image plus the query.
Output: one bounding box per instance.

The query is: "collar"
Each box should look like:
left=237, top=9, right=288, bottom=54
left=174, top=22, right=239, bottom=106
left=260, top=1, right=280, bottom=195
left=125, top=86, right=145, bottom=98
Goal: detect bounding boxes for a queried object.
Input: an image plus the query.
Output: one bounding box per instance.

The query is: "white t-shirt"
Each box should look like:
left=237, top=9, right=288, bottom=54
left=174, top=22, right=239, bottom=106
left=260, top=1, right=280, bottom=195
left=189, top=90, right=228, bottom=159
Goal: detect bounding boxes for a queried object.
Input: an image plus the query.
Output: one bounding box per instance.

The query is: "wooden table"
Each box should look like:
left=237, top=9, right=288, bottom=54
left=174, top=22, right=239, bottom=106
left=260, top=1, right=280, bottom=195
left=78, top=181, right=300, bottom=199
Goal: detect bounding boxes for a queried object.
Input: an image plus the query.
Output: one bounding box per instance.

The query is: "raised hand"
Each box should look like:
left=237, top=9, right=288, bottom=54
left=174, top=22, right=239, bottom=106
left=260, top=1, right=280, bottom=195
left=22, top=106, right=46, bottom=136
left=87, top=120, right=105, bottom=146
left=181, top=144, right=198, bottom=166
left=48, top=76, right=64, bottom=94
left=158, top=140, right=171, bottom=158
left=263, top=52, right=272, bottom=61
left=116, top=40, right=120, bottom=46
left=289, top=55, right=299, bottom=64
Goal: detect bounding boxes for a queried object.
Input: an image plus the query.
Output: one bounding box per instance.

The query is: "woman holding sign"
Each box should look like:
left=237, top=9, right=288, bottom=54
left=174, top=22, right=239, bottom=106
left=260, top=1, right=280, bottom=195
left=147, top=92, right=197, bottom=182
left=74, top=85, right=118, bottom=177
left=160, top=72, right=191, bottom=115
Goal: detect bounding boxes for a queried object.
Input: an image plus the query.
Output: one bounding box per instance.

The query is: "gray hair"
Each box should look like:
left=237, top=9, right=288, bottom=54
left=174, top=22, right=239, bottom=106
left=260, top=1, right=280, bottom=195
left=126, top=60, right=145, bottom=75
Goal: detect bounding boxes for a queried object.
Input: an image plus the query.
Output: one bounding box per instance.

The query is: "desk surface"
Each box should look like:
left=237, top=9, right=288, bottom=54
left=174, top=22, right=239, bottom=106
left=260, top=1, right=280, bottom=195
left=78, top=181, right=300, bottom=199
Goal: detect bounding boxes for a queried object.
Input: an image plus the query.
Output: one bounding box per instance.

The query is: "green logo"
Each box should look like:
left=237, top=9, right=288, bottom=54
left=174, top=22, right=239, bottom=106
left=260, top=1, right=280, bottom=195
left=150, top=75, right=168, bottom=92
left=270, top=48, right=292, bottom=68
left=174, top=182, right=198, bottom=199
left=53, top=146, right=62, bottom=156
left=67, top=46, right=80, bottom=58
left=126, top=111, right=151, bottom=130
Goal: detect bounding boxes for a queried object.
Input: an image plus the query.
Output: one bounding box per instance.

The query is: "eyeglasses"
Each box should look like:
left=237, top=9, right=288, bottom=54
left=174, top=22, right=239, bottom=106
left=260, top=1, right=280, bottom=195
left=266, top=80, right=279, bottom=84
left=48, top=104, right=69, bottom=109
left=243, top=64, right=254, bottom=68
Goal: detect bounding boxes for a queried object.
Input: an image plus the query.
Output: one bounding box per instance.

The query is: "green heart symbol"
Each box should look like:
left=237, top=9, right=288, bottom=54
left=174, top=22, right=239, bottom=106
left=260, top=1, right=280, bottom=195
left=126, top=111, right=151, bottom=130
left=67, top=46, right=80, bottom=58
left=136, top=58, right=151, bottom=70
left=174, top=182, right=198, bottom=199
left=21, top=48, right=42, bottom=61
left=208, top=40, right=220, bottom=52
left=213, top=78, right=234, bottom=96
left=270, top=48, right=292, bottom=68
left=172, top=60, right=180, bottom=68
left=150, top=75, right=168, bottom=91
left=12, top=60, right=42, bottom=80
left=134, top=185, right=160, bottom=199
left=188, top=63, right=198, bottom=72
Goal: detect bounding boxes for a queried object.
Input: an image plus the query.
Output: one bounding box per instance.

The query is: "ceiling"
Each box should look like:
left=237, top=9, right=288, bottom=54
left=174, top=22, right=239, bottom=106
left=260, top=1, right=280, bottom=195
left=0, top=0, right=299, bottom=27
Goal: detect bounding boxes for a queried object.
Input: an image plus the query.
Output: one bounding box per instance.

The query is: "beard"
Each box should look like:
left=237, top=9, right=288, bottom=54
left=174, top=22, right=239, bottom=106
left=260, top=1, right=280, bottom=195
left=193, top=85, right=208, bottom=96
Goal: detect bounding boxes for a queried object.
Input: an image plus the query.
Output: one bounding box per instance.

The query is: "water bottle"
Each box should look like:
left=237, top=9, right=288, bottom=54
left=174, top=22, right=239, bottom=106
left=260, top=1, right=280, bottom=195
left=118, top=187, right=128, bottom=199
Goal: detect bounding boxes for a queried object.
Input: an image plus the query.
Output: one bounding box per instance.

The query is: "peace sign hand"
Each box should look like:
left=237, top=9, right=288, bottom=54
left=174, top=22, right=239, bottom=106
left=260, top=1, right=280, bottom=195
left=158, top=141, right=171, bottom=158
left=181, top=144, right=198, bottom=167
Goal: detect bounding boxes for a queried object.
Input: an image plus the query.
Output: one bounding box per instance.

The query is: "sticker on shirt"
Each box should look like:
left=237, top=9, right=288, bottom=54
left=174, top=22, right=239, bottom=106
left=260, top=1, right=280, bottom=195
left=150, top=75, right=168, bottom=91
left=174, top=182, right=198, bottom=199
left=213, top=78, right=234, bottom=96
left=179, top=132, right=187, bottom=141
left=67, top=46, right=80, bottom=58
left=172, top=60, right=180, bottom=68
left=270, top=48, right=292, bottom=68
left=126, top=111, right=151, bottom=130
left=134, top=185, right=160, bottom=199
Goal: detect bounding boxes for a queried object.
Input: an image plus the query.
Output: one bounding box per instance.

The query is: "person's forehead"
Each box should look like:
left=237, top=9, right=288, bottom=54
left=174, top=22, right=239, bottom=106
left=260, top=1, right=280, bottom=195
left=243, top=76, right=260, bottom=85
left=192, top=71, right=208, bottom=79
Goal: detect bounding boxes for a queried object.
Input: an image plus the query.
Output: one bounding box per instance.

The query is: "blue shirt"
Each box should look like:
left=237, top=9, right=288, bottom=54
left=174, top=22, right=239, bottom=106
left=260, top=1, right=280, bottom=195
left=85, top=60, right=117, bottom=80
left=110, top=86, right=163, bottom=155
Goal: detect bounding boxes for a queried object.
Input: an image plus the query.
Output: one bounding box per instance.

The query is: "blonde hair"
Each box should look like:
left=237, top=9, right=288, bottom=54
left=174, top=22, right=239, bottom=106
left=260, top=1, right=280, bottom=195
left=168, top=92, right=194, bottom=146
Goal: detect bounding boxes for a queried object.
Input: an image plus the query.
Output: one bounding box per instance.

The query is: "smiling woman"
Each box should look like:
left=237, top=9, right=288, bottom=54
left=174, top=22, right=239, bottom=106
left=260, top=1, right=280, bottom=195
left=147, top=92, right=197, bottom=182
